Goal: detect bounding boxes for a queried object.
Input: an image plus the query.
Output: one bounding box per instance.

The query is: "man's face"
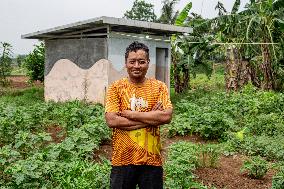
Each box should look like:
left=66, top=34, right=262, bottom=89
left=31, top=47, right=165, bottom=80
left=125, top=50, right=149, bottom=81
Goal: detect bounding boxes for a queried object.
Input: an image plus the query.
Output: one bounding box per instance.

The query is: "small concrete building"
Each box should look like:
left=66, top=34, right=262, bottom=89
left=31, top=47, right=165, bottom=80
left=22, top=16, right=191, bottom=104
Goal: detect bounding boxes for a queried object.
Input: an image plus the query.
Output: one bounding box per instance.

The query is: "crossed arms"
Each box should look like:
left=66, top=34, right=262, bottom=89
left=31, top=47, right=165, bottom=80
left=105, top=102, right=173, bottom=131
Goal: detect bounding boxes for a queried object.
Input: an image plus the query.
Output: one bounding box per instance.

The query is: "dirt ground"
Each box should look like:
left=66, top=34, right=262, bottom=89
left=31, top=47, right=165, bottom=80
left=6, top=76, right=42, bottom=89
left=195, top=155, right=275, bottom=189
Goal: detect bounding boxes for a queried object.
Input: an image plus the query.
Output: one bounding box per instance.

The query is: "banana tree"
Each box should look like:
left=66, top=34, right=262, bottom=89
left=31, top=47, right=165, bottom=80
left=245, top=0, right=284, bottom=90
left=170, top=2, right=192, bottom=93
left=212, top=0, right=253, bottom=92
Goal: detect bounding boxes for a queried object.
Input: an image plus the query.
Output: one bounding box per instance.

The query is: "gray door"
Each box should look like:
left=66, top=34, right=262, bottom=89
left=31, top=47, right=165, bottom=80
left=155, top=48, right=168, bottom=82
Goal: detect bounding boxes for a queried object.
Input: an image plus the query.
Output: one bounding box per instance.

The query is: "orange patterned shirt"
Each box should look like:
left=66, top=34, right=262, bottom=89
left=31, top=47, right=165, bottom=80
left=105, top=77, right=172, bottom=166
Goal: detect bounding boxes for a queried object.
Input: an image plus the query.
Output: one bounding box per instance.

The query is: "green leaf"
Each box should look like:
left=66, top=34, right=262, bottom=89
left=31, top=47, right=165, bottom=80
left=275, top=18, right=284, bottom=32
left=175, top=2, right=192, bottom=26
left=231, top=0, right=241, bottom=14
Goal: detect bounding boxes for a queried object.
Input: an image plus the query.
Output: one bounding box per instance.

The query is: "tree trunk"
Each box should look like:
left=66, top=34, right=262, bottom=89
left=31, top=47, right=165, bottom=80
left=225, top=47, right=239, bottom=92
left=172, top=56, right=182, bottom=94
left=238, top=59, right=251, bottom=88
left=260, top=43, right=274, bottom=90
left=182, top=66, right=190, bottom=91
left=248, top=61, right=260, bottom=88
left=225, top=47, right=251, bottom=92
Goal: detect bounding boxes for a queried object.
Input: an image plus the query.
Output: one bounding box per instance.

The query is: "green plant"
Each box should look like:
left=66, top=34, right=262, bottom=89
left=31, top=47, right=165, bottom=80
left=123, top=0, right=157, bottom=22
left=272, top=166, right=284, bottom=189
left=24, top=42, right=45, bottom=82
left=0, top=87, right=112, bottom=188
left=200, top=144, right=221, bottom=168
left=240, top=156, right=269, bottom=179
left=0, top=42, right=13, bottom=86
left=164, top=141, right=208, bottom=189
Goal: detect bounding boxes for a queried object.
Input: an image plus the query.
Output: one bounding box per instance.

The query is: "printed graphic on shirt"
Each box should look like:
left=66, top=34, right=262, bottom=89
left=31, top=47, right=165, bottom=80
left=130, top=95, right=148, bottom=111
left=105, top=78, right=172, bottom=166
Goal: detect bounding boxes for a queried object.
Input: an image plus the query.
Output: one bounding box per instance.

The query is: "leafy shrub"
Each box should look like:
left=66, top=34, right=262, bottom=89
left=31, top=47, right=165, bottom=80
left=240, top=156, right=269, bottom=179
left=50, top=159, right=111, bottom=189
left=200, top=144, right=221, bottom=168
left=0, top=88, right=112, bottom=188
left=169, top=83, right=284, bottom=143
left=164, top=141, right=216, bottom=189
left=169, top=91, right=235, bottom=140
left=272, top=166, right=284, bottom=189
left=244, top=113, right=284, bottom=136
left=0, top=42, right=13, bottom=86
left=228, top=135, right=284, bottom=161
left=24, top=42, right=45, bottom=82
left=3, top=154, right=111, bottom=188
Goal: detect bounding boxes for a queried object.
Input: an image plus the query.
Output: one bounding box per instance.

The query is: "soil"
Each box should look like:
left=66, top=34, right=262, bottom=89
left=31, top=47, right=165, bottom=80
left=195, top=155, right=275, bottom=189
left=7, top=76, right=42, bottom=89
left=93, top=140, right=113, bottom=162
left=46, top=125, right=66, bottom=144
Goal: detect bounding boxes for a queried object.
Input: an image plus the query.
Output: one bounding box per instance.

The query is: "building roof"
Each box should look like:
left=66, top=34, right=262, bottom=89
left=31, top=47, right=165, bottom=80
left=22, top=16, right=192, bottom=40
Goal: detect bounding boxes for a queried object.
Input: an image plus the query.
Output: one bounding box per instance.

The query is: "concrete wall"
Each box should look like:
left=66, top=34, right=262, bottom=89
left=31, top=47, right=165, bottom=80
left=107, top=34, right=171, bottom=87
left=44, top=38, right=109, bottom=104
left=44, top=35, right=171, bottom=104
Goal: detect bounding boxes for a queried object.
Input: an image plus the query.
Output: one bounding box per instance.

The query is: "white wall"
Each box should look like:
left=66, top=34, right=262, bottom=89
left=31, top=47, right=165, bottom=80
left=107, top=33, right=171, bottom=87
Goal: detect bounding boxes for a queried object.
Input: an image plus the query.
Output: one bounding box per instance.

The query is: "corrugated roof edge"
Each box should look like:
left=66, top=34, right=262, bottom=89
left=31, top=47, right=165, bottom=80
left=21, top=16, right=192, bottom=39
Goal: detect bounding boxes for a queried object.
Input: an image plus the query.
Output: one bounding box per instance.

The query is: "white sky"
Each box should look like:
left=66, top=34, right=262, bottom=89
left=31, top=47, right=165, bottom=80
left=0, top=0, right=249, bottom=55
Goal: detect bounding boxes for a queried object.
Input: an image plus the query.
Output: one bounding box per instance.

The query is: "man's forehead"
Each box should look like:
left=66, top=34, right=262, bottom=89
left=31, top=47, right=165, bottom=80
left=128, top=57, right=147, bottom=60
left=129, top=49, right=147, bottom=54
left=128, top=51, right=148, bottom=57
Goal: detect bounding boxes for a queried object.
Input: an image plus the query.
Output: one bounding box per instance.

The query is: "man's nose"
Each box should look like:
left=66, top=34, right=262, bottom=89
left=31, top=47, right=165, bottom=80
left=133, top=61, right=140, bottom=67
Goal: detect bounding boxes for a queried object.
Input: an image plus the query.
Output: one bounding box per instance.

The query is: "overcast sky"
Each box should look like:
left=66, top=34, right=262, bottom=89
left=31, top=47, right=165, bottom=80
left=0, top=0, right=249, bottom=55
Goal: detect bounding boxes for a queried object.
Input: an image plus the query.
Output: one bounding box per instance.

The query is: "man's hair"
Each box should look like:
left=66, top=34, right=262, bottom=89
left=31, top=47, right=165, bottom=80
left=125, top=41, right=149, bottom=60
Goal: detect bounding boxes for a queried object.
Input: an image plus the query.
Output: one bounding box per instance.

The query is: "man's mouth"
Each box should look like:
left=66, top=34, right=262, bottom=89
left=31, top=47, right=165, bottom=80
left=132, top=70, right=141, bottom=74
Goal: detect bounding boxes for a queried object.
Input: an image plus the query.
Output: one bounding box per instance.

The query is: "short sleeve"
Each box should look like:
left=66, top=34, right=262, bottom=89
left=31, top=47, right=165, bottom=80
left=105, top=83, right=120, bottom=113
left=159, top=83, right=173, bottom=109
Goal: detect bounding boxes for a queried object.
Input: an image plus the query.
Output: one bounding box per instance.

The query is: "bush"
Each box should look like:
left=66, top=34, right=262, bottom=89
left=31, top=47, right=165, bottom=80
left=200, top=144, right=221, bottom=168
left=24, top=42, right=45, bottom=82
left=164, top=141, right=217, bottom=188
left=0, top=42, right=13, bottom=86
left=0, top=89, right=112, bottom=188
left=228, top=135, right=284, bottom=161
left=240, top=156, right=269, bottom=179
left=272, top=166, right=284, bottom=189
left=168, top=83, right=284, bottom=142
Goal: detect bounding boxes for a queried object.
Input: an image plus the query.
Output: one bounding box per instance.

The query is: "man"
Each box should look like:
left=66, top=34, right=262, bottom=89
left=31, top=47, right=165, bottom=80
left=105, top=41, right=173, bottom=189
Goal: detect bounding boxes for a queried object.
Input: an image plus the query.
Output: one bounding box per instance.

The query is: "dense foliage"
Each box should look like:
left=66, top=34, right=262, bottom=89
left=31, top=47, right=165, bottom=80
left=0, top=88, right=111, bottom=188
left=240, top=156, right=269, bottom=179
left=24, top=42, right=45, bottom=82
left=169, top=79, right=284, bottom=141
left=272, top=166, right=284, bottom=189
left=168, top=73, right=284, bottom=187
left=164, top=141, right=218, bottom=189
left=123, top=0, right=157, bottom=22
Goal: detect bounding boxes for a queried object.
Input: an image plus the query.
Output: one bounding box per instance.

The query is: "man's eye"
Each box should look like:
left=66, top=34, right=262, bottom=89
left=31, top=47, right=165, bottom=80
left=129, top=61, right=135, bottom=64
left=139, top=61, right=146, bottom=64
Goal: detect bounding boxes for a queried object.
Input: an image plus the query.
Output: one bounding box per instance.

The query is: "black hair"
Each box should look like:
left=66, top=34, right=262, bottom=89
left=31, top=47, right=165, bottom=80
left=125, top=41, right=149, bottom=60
